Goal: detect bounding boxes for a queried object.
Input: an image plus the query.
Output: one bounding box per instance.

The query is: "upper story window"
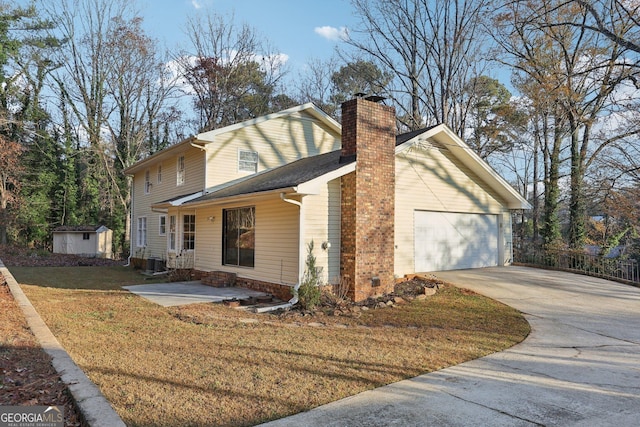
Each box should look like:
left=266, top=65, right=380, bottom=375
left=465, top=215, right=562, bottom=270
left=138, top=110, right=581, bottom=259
left=144, top=169, right=151, bottom=194
left=176, top=155, right=185, bottom=186
left=82, top=233, right=90, bottom=240
left=238, top=149, right=258, bottom=173
left=157, top=164, right=162, bottom=184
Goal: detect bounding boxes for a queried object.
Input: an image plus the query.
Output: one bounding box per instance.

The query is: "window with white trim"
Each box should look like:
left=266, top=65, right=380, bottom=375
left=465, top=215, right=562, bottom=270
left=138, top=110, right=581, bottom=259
left=157, top=164, right=162, bottom=184
left=136, top=217, right=147, bottom=247
left=159, top=215, right=167, bottom=236
left=144, top=169, right=151, bottom=194
left=176, top=155, right=185, bottom=186
left=238, top=149, right=258, bottom=173
left=168, top=215, right=176, bottom=251
left=183, top=214, right=195, bottom=250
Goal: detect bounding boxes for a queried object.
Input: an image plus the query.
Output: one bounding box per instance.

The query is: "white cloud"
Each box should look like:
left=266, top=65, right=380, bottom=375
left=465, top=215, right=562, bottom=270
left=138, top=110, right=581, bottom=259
left=191, top=0, right=202, bottom=9
left=314, top=26, right=349, bottom=42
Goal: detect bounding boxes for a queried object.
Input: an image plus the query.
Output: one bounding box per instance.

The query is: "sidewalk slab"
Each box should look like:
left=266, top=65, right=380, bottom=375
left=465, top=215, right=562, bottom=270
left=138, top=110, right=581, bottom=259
left=123, top=281, right=268, bottom=307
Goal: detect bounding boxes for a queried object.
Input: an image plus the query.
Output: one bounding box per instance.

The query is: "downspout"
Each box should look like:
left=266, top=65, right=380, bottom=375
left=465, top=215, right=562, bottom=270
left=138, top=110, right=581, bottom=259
left=254, top=193, right=304, bottom=313
left=279, top=192, right=304, bottom=282
left=124, top=177, right=134, bottom=267
left=190, top=140, right=208, bottom=194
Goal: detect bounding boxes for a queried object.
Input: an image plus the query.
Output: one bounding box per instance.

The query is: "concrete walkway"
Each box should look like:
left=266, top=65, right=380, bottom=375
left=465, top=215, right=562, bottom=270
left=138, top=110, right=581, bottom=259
left=260, top=266, right=640, bottom=427
left=123, top=281, right=269, bottom=307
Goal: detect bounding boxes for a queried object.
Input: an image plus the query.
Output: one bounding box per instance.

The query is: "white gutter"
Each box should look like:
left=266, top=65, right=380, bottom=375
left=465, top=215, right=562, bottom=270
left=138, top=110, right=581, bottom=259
left=280, top=192, right=305, bottom=293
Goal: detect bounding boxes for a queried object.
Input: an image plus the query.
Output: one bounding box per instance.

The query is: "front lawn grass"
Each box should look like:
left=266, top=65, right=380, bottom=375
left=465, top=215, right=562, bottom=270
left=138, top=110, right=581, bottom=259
left=15, top=266, right=530, bottom=427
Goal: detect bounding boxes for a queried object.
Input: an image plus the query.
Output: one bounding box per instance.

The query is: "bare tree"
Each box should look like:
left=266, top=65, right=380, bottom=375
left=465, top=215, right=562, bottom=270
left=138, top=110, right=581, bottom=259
left=344, top=0, right=494, bottom=133
left=295, top=56, right=342, bottom=117
left=495, top=0, right=640, bottom=248
left=178, top=11, right=287, bottom=132
left=41, top=0, right=178, bottom=251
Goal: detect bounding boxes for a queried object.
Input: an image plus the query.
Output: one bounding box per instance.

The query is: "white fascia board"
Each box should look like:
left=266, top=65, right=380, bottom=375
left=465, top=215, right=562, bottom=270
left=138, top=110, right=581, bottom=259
left=183, top=188, right=296, bottom=208
left=395, top=125, right=446, bottom=155
left=296, top=162, right=356, bottom=195
left=124, top=137, right=200, bottom=175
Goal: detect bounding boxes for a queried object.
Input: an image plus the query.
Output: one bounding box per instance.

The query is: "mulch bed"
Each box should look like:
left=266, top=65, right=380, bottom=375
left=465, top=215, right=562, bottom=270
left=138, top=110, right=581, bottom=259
left=0, top=276, right=86, bottom=426
left=0, top=245, right=98, bottom=426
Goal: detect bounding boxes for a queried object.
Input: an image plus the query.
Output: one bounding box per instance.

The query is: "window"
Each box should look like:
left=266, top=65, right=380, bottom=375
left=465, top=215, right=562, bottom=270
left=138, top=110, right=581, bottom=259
left=183, top=214, right=195, bottom=250
left=223, top=206, right=255, bottom=267
left=144, top=169, right=151, bottom=194
left=137, top=217, right=147, bottom=247
left=159, top=215, right=167, bottom=236
left=157, top=164, right=162, bottom=184
left=176, top=155, right=185, bottom=186
left=238, top=149, right=258, bottom=173
left=168, top=215, right=176, bottom=251
left=82, top=233, right=90, bottom=240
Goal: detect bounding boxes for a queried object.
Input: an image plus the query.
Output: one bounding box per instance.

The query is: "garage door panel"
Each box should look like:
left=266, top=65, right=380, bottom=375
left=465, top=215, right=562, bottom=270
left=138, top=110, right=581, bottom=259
left=415, top=211, right=498, bottom=272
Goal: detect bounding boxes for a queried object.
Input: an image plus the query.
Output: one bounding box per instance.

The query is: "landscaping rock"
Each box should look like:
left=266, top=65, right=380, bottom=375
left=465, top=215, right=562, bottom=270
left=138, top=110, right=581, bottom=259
left=424, top=287, right=437, bottom=296
left=394, top=296, right=407, bottom=305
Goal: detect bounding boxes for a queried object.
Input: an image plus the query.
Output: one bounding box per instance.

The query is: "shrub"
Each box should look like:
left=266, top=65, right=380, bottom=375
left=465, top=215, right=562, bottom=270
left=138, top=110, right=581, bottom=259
left=298, top=241, right=322, bottom=310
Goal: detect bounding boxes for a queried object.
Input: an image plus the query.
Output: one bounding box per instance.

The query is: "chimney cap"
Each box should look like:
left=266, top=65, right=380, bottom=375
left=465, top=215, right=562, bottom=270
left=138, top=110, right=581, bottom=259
left=353, top=93, right=386, bottom=104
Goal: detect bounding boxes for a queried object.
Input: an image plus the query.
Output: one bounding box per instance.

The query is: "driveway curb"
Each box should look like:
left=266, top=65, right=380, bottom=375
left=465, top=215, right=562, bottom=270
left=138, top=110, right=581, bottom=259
left=0, top=260, right=126, bottom=427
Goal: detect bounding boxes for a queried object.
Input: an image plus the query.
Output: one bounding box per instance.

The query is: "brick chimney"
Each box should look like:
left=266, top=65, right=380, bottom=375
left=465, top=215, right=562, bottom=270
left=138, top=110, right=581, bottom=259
left=340, top=96, right=396, bottom=302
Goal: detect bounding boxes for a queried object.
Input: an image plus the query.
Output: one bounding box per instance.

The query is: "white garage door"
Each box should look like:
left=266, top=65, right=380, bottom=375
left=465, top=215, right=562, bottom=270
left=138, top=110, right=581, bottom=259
left=415, top=211, right=499, bottom=272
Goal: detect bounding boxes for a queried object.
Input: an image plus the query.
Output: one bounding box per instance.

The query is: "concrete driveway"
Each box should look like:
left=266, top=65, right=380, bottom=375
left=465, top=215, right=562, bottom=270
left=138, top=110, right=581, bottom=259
left=260, top=266, right=640, bottom=426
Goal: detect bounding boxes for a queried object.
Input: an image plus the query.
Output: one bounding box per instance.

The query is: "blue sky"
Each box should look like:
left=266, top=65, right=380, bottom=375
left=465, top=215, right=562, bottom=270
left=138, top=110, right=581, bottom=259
left=139, top=0, right=357, bottom=74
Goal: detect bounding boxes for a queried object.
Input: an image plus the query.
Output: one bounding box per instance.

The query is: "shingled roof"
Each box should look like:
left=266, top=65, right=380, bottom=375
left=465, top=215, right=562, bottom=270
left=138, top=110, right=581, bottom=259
left=182, top=127, right=436, bottom=206
left=52, top=225, right=107, bottom=232
left=185, top=128, right=438, bottom=204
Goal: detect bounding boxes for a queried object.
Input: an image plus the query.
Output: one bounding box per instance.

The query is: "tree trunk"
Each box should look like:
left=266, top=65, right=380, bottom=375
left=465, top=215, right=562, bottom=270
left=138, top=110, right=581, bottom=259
left=568, top=120, right=587, bottom=249
left=541, top=117, right=563, bottom=248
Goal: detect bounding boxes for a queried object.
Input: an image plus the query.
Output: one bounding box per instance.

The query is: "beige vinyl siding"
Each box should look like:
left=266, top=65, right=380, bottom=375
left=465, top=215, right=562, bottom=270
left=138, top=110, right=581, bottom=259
left=204, top=114, right=340, bottom=188
left=194, top=196, right=300, bottom=286
left=302, top=178, right=341, bottom=284
left=394, top=143, right=510, bottom=275
left=130, top=146, right=205, bottom=260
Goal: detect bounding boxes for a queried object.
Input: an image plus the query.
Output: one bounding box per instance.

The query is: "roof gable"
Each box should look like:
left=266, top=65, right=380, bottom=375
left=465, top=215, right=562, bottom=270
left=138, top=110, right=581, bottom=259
left=125, top=103, right=340, bottom=176
left=195, top=103, right=341, bottom=142
left=396, top=124, right=531, bottom=210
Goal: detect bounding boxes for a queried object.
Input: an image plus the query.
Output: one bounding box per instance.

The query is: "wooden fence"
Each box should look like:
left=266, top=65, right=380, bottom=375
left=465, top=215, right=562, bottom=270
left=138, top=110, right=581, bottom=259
left=514, top=248, right=640, bottom=285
